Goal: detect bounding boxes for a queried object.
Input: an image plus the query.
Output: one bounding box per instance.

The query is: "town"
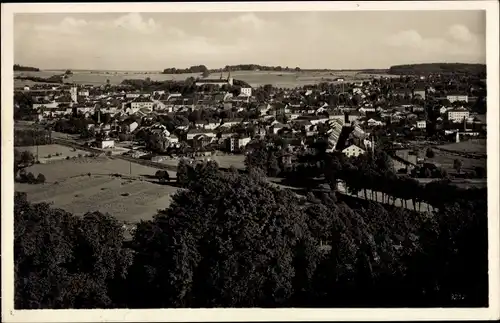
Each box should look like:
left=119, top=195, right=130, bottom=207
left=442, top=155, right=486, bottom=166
left=13, top=63, right=488, bottom=309
left=14, top=65, right=486, bottom=177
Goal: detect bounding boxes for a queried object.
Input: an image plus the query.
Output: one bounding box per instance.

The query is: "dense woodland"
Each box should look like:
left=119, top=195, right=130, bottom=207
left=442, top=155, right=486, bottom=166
left=14, top=64, right=40, bottom=72
left=15, top=155, right=488, bottom=309
left=388, top=63, right=486, bottom=77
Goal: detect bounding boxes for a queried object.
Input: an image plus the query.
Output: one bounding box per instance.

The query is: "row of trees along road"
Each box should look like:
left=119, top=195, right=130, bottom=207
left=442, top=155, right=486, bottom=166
left=15, top=159, right=487, bottom=308
left=244, top=138, right=485, bottom=212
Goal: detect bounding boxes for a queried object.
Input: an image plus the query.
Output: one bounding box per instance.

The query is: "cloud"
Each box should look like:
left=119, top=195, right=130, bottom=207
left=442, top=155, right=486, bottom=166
left=112, top=13, right=159, bottom=34
left=386, top=26, right=484, bottom=61
left=448, top=24, right=474, bottom=42
left=387, top=30, right=423, bottom=48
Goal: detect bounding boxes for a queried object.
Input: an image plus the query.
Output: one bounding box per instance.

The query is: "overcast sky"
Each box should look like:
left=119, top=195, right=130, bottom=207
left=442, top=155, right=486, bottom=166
left=14, top=11, right=486, bottom=71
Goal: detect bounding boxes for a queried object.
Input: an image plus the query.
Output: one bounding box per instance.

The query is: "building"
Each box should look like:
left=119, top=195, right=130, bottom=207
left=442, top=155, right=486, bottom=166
left=193, top=134, right=213, bottom=150
left=413, top=89, right=426, bottom=100
left=195, top=71, right=234, bottom=87
left=446, top=94, right=468, bottom=103
left=240, top=87, right=252, bottom=97
left=416, top=120, right=427, bottom=129
left=227, top=136, right=251, bottom=152
left=70, top=86, right=78, bottom=103
left=447, top=109, right=470, bottom=123
left=97, top=139, right=115, bottom=149
left=130, top=96, right=154, bottom=109
left=342, top=144, right=365, bottom=158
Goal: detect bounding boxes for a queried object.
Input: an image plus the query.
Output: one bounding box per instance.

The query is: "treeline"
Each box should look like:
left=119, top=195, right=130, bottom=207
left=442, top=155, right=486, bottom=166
left=120, top=78, right=251, bottom=95
left=14, top=64, right=40, bottom=72
left=220, top=64, right=302, bottom=72
left=162, top=65, right=209, bottom=74
left=14, top=129, right=52, bottom=147
left=388, top=63, right=486, bottom=76
left=244, top=138, right=486, bottom=212
left=15, top=74, right=64, bottom=84
left=15, top=160, right=488, bottom=308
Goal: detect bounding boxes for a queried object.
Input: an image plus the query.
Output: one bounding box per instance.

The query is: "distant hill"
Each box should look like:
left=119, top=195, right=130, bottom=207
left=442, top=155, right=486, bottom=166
left=388, top=63, right=486, bottom=75
left=14, top=64, right=40, bottom=72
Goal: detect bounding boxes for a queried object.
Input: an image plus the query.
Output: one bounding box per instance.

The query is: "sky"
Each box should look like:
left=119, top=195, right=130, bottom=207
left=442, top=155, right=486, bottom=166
left=14, top=11, right=486, bottom=71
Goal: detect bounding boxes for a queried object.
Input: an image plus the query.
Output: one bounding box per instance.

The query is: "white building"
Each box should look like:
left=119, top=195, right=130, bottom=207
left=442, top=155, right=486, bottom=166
left=130, top=97, right=154, bottom=109
left=229, top=136, right=251, bottom=152
left=240, top=87, right=252, bottom=97
left=446, top=94, right=468, bottom=103
left=70, top=87, right=78, bottom=103
left=98, top=139, right=115, bottom=149
left=342, top=144, right=366, bottom=158
left=448, top=109, right=470, bottom=123
left=416, top=120, right=427, bottom=129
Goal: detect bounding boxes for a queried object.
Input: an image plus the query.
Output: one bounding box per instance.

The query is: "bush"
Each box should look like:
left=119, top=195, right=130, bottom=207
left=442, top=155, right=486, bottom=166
left=426, top=148, right=435, bottom=158
left=26, top=172, right=36, bottom=184
left=36, top=173, right=46, bottom=184
left=106, top=151, right=112, bottom=157
left=47, top=154, right=52, bottom=158
left=66, top=156, right=70, bottom=160
left=78, top=153, right=83, bottom=158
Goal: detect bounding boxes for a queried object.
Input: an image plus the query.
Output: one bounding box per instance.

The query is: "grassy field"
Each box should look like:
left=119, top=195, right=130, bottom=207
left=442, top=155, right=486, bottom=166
left=15, top=157, right=178, bottom=223
left=16, top=144, right=92, bottom=163
left=423, top=151, right=486, bottom=174
left=15, top=70, right=398, bottom=89
left=437, top=139, right=486, bottom=154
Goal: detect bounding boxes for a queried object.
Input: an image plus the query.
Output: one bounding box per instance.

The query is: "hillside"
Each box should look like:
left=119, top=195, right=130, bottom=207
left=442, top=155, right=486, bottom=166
left=388, top=63, right=486, bottom=76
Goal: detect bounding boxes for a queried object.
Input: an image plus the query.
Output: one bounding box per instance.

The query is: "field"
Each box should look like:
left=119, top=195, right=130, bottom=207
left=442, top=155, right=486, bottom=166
left=15, top=70, right=398, bottom=89
left=15, top=144, right=92, bottom=163
left=436, top=139, right=486, bottom=154
left=15, top=157, right=178, bottom=223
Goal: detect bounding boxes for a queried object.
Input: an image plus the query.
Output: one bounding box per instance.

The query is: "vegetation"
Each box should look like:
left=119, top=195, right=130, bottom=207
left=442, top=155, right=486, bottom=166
left=162, top=65, right=209, bottom=74
left=15, top=74, right=64, bottom=84
left=14, top=64, right=40, bottom=72
left=155, top=170, right=170, bottom=183
left=14, top=129, right=52, bottom=147
left=14, top=160, right=488, bottom=308
left=388, top=63, right=486, bottom=76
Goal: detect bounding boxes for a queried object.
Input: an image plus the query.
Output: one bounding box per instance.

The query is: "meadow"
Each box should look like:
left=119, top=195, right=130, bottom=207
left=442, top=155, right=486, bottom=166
left=15, top=70, right=397, bottom=89
left=15, top=157, right=178, bottom=223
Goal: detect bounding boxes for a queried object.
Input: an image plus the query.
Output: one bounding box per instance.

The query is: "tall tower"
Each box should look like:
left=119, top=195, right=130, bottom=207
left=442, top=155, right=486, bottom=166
left=227, top=67, right=234, bottom=86
left=70, top=85, right=78, bottom=103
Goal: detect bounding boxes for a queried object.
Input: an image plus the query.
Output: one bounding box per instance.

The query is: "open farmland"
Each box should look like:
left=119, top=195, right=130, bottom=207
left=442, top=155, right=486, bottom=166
left=423, top=150, right=486, bottom=174
left=436, top=139, right=486, bottom=154
left=16, top=144, right=91, bottom=163
left=15, top=157, right=178, bottom=223
left=15, top=70, right=398, bottom=89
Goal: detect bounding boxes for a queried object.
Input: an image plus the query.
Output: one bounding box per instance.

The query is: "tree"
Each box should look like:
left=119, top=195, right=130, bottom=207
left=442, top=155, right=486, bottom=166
left=36, top=173, right=46, bottom=184
left=125, top=166, right=309, bottom=308
left=453, top=159, right=463, bottom=174
left=176, top=159, right=191, bottom=187
left=155, top=170, right=170, bottom=183
left=14, top=193, right=132, bottom=309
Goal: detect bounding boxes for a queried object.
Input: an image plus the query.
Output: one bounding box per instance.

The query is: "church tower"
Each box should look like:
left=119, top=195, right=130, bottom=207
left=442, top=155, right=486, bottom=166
left=227, top=67, right=234, bottom=86
left=70, top=85, right=78, bottom=104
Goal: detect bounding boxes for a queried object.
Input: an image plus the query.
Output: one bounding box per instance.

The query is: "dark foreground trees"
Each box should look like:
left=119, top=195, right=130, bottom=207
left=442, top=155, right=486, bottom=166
left=14, top=192, right=132, bottom=309
left=14, top=161, right=488, bottom=308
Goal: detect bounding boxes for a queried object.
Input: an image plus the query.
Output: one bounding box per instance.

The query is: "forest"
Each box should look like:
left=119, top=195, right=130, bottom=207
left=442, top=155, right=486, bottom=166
left=14, top=64, right=40, bottom=72
left=388, top=63, right=486, bottom=76
left=15, top=156, right=488, bottom=309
